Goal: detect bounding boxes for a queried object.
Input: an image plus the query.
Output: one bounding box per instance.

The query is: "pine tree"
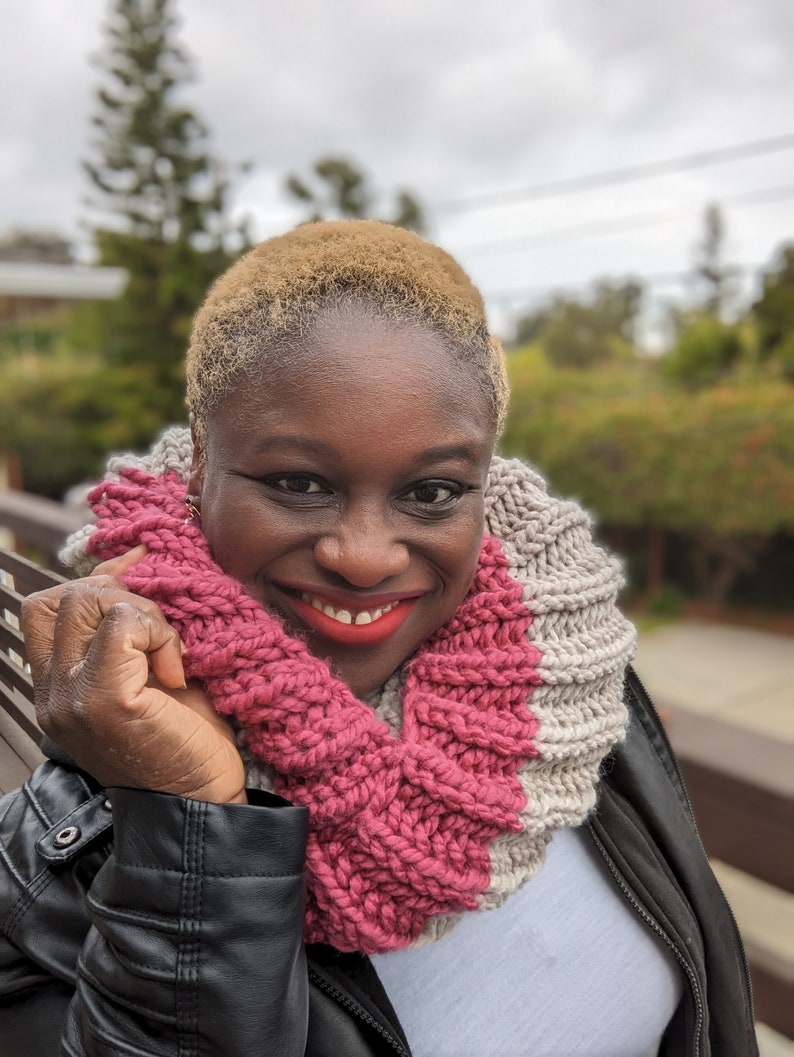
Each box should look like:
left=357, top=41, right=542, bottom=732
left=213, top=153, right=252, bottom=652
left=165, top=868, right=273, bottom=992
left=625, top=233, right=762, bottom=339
left=753, top=244, right=794, bottom=380
left=285, top=156, right=425, bottom=234
left=691, top=203, right=738, bottom=318
left=84, top=0, right=245, bottom=387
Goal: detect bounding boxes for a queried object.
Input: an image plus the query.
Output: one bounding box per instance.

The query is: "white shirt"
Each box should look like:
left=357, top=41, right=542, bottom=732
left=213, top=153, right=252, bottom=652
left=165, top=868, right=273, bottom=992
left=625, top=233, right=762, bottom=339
left=371, top=825, right=683, bottom=1057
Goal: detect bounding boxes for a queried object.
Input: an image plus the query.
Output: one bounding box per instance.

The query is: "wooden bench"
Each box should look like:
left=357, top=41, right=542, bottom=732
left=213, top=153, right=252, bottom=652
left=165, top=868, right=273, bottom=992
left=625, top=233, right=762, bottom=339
left=0, top=548, right=59, bottom=786
left=662, top=706, right=794, bottom=1038
left=0, top=544, right=791, bottom=1040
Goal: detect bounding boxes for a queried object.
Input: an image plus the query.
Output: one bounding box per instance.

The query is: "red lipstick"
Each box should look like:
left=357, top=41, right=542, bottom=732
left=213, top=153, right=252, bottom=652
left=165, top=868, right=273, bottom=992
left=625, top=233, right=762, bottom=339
left=286, top=591, right=420, bottom=647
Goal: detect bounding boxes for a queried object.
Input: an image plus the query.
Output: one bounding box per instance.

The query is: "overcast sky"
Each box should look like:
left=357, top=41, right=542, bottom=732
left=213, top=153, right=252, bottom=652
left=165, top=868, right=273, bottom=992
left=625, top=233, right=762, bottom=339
left=3, top=0, right=794, bottom=333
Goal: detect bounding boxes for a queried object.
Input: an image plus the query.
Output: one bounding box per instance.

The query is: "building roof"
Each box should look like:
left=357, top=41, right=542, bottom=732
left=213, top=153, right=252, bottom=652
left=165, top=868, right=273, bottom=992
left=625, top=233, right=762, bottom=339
left=0, top=261, right=128, bottom=300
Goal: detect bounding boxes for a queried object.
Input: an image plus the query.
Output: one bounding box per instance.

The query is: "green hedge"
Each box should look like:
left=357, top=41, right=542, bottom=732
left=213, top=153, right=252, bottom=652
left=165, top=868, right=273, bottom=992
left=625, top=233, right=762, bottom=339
left=0, top=358, right=181, bottom=498
left=502, top=354, right=794, bottom=537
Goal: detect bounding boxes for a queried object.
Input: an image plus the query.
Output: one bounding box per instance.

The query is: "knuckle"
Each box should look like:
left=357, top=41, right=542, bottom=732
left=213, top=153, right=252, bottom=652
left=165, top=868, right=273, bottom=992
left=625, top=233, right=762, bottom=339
left=104, top=599, right=143, bottom=627
left=57, top=581, right=99, bottom=612
left=20, top=590, right=54, bottom=627
left=89, top=573, right=124, bottom=590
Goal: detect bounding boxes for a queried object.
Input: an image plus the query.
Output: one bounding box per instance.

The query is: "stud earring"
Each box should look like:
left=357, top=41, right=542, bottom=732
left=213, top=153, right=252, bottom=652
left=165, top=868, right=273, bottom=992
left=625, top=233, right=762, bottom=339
left=184, top=494, right=201, bottom=523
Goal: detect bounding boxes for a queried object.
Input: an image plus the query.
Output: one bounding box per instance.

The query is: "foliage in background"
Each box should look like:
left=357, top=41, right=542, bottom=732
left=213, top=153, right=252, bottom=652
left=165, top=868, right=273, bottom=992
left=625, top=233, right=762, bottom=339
left=82, top=0, right=248, bottom=390
left=0, top=0, right=252, bottom=488
left=511, top=279, right=643, bottom=367
left=285, top=156, right=425, bottom=233
left=502, top=348, right=794, bottom=605
left=659, top=315, right=746, bottom=388
left=0, top=357, right=173, bottom=498
left=690, top=203, right=739, bottom=318
left=753, top=243, right=794, bottom=381
left=504, top=371, right=793, bottom=536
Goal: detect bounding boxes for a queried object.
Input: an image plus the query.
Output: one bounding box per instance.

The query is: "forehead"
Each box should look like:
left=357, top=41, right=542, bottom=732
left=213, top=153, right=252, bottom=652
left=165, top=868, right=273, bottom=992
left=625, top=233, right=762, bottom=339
left=209, top=307, right=494, bottom=444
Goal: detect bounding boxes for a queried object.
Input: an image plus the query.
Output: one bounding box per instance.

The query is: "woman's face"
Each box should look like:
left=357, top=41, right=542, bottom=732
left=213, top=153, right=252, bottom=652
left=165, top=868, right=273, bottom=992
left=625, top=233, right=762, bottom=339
left=190, top=306, right=496, bottom=697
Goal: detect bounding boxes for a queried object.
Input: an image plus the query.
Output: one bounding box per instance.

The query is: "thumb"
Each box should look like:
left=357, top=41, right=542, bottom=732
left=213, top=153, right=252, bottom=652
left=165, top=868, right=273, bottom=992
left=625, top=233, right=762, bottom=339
left=92, top=544, right=149, bottom=580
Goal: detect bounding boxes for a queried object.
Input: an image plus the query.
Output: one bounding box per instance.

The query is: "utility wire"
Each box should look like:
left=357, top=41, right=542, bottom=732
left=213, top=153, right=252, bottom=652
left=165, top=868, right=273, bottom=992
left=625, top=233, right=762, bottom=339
left=483, top=262, right=766, bottom=306
left=432, top=133, right=794, bottom=213
left=453, top=183, right=794, bottom=257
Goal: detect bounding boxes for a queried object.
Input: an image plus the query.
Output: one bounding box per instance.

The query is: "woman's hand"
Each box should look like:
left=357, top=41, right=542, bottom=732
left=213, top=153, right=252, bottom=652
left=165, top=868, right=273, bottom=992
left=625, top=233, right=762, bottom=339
left=20, top=547, right=247, bottom=804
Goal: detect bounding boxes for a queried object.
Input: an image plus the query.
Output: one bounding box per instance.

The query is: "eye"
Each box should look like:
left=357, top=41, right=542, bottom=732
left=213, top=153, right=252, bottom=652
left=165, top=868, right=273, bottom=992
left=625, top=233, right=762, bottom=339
left=265, top=474, right=325, bottom=495
left=402, top=480, right=462, bottom=507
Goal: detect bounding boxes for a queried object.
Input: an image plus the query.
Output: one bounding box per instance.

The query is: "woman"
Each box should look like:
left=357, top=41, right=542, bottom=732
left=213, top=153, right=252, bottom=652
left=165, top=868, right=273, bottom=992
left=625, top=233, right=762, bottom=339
left=0, top=221, right=755, bottom=1056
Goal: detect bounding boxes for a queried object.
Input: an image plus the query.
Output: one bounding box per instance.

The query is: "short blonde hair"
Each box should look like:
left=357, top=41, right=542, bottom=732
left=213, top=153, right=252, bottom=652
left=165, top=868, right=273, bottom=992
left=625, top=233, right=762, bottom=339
left=186, top=219, right=509, bottom=439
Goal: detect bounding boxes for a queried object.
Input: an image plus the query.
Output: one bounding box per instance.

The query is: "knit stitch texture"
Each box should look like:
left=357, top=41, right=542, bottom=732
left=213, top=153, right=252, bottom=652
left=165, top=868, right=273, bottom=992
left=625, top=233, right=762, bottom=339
left=62, top=426, right=635, bottom=952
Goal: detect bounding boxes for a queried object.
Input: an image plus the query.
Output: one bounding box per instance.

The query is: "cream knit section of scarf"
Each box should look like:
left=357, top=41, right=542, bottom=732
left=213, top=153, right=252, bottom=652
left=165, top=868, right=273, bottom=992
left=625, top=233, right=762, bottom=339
left=61, top=426, right=635, bottom=945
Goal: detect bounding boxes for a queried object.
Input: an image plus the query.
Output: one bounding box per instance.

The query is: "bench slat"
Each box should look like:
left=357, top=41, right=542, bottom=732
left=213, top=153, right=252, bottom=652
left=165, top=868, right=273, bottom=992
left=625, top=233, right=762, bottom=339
left=0, top=649, right=34, bottom=699
left=0, top=676, right=40, bottom=742
left=0, top=549, right=65, bottom=595
left=0, top=580, right=25, bottom=618
left=0, top=613, right=26, bottom=658
left=0, top=549, right=55, bottom=754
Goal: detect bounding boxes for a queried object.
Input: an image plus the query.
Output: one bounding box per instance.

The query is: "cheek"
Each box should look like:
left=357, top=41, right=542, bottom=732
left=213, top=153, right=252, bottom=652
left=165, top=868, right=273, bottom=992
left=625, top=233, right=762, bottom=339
left=199, top=484, right=270, bottom=570
left=201, top=485, right=327, bottom=579
left=435, top=513, right=485, bottom=596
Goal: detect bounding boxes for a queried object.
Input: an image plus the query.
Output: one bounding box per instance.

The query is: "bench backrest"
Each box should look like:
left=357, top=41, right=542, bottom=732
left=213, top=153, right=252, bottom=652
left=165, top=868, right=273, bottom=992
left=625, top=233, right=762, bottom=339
left=0, top=547, right=63, bottom=777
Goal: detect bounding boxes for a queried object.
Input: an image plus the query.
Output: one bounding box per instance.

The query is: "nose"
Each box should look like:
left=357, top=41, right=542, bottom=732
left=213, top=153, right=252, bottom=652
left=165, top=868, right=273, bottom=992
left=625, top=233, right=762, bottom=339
left=314, top=507, right=410, bottom=588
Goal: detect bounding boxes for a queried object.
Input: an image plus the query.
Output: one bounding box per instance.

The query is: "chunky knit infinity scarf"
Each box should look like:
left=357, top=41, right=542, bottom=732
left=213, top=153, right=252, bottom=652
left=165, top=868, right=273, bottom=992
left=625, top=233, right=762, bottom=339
left=62, top=427, right=635, bottom=954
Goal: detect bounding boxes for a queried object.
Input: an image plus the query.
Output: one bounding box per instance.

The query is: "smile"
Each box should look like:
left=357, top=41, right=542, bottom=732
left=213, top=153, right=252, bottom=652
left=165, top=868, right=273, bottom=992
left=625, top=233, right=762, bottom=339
left=281, top=587, right=422, bottom=647
left=298, top=592, right=399, bottom=626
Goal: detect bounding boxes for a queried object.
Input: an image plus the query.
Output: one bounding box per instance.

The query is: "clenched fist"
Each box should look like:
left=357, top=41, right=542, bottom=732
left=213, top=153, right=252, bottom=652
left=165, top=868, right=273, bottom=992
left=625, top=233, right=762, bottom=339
left=20, top=546, right=246, bottom=804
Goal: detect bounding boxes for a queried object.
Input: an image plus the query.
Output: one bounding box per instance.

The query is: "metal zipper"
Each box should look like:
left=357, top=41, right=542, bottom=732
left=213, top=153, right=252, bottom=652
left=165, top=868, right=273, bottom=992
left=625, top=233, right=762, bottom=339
left=587, top=821, right=704, bottom=1057
left=307, top=963, right=411, bottom=1056
left=627, top=667, right=756, bottom=1020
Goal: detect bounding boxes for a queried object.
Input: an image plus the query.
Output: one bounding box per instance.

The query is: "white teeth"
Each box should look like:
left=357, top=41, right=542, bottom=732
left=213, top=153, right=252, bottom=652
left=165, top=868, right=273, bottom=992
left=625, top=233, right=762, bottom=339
left=297, top=592, right=400, bottom=626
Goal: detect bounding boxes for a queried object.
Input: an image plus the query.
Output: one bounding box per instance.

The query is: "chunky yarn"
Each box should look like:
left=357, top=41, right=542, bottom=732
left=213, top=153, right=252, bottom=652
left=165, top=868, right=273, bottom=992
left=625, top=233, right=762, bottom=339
left=63, top=427, right=635, bottom=953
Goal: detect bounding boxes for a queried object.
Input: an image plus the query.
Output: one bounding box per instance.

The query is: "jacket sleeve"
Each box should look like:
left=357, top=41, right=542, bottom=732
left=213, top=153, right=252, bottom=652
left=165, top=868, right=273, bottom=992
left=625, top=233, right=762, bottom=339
left=0, top=762, right=311, bottom=1057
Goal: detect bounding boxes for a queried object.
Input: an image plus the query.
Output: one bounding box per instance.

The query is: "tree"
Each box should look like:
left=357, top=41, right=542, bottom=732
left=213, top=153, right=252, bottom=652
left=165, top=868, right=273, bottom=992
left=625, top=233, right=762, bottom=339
left=83, top=0, right=246, bottom=389
left=501, top=373, right=794, bottom=607
left=691, top=203, right=738, bottom=319
left=0, top=357, right=172, bottom=497
left=661, top=316, right=745, bottom=389
left=512, top=280, right=643, bottom=367
left=285, top=156, right=425, bottom=233
left=753, top=244, right=794, bottom=380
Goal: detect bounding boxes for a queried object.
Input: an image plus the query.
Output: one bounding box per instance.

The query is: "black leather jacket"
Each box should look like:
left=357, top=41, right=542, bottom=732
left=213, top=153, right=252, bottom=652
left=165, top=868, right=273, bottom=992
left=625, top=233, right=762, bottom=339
left=0, top=671, right=757, bottom=1056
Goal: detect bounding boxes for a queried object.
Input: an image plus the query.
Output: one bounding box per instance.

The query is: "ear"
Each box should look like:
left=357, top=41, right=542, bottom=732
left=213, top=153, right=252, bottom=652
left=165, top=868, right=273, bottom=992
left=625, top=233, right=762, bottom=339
left=187, top=413, right=206, bottom=497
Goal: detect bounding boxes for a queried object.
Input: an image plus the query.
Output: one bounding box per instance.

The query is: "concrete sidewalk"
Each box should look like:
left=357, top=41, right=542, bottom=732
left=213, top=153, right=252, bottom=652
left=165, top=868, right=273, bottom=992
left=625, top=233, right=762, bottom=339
left=634, top=620, right=793, bottom=1055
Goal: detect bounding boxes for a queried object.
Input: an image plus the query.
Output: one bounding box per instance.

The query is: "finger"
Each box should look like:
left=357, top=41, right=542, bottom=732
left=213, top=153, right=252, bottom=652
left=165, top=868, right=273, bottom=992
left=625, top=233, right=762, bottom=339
left=172, top=680, right=237, bottom=744
left=51, top=589, right=186, bottom=693
left=91, top=544, right=148, bottom=580
left=46, top=600, right=186, bottom=736
left=20, top=584, right=74, bottom=688
left=20, top=573, right=152, bottom=676
left=20, top=582, right=184, bottom=710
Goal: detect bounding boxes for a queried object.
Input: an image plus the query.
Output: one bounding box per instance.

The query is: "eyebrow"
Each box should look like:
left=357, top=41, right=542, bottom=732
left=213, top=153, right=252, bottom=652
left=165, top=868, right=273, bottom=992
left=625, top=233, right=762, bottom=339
left=251, top=436, right=483, bottom=468
left=252, top=435, right=340, bottom=457
left=410, top=443, right=484, bottom=468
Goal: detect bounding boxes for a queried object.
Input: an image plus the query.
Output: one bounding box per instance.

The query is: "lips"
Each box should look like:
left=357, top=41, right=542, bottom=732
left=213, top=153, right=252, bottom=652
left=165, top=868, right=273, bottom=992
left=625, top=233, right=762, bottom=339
left=282, top=587, right=422, bottom=646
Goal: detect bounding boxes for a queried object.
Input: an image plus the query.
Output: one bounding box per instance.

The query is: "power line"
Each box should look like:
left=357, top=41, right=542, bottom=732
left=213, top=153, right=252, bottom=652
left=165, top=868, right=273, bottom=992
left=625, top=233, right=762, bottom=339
left=453, top=183, right=794, bottom=257
left=483, top=262, right=767, bottom=306
left=432, top=133, right=794, bottom=214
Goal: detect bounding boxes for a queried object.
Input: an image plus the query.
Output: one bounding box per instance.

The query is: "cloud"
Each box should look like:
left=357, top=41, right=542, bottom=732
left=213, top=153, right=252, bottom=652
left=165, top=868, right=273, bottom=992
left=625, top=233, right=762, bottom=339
left=1, top=0, right=792, bottom=315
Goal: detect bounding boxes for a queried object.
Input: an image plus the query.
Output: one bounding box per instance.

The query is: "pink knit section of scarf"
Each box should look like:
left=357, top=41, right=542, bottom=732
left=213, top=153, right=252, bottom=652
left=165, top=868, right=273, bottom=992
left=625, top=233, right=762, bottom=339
left=87, top=467, right=543, bottom=953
